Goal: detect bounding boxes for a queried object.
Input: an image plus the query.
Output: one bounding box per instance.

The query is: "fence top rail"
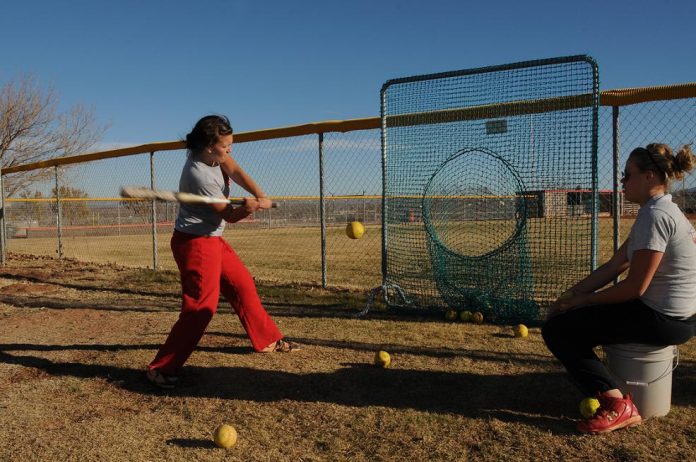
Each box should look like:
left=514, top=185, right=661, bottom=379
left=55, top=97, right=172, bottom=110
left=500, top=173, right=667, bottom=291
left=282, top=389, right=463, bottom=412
left=2, top=82, right=694, bottom=175
left=600, top=82, right=696, bottom=107
left=1, top=118, right=381, bottom=175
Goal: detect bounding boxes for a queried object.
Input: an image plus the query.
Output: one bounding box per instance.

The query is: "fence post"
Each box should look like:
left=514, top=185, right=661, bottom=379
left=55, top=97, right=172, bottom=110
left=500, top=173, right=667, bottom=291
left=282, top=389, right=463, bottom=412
left=611, top=106, right=621, bottom=285
left=0, top=168, right=5, bottom=265
left=54, top=166, right=63, bottom=259
left=612, top=106, right=620, bottom=253
left=362, top=190, right=366, bottom=221
left=319, top=133, right=327, bottom=288
left=150, top=151, right=158, bottom=271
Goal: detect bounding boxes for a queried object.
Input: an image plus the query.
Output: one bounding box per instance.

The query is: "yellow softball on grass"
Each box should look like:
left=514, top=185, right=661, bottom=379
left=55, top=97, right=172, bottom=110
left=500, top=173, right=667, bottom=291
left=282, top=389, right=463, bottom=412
left=213, top=424, right=237, bottom=449
left=374, top=350, right=391, bottom=368
left=346, top=221, right=365, bottom=239
left=460, top=310, right=473, bottom=322
left=514, top=324, right=528, bottom=338
left=579, top=397, right=601, bottom=418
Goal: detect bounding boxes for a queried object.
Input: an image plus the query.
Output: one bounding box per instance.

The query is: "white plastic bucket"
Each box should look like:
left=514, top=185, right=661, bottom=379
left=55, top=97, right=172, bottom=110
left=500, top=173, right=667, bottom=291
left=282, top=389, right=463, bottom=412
left=604, top=343, right=679, bottom=419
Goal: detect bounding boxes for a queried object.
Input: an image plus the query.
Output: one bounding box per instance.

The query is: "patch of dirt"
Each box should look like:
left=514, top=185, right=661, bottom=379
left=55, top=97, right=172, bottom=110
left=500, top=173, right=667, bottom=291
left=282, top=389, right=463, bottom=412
left=0, top=282, right=60, bottom=296
left=0, top=253, right=180, bottom=295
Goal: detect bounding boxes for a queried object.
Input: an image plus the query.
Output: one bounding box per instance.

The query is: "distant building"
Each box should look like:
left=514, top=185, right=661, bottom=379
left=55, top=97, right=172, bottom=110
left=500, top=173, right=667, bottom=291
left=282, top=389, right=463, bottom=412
left=526, top=189, right=637, bottom=218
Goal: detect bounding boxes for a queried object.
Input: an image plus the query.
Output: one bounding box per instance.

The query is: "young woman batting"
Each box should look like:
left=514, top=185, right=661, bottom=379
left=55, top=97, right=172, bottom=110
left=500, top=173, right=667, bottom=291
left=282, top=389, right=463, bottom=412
left=147, top=115, right=299, bottom=389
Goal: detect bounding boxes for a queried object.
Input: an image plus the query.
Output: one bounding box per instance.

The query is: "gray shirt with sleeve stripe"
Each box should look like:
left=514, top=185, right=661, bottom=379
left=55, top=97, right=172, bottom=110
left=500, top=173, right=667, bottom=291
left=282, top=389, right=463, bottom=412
left=627, top=194, right=696, bottom=319
left=174, top=156, right=229, bottom=237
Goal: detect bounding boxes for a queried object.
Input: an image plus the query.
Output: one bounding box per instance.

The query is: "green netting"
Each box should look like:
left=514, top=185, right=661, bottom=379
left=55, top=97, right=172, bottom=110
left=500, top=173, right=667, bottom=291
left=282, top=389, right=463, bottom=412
left=422, top=147, right=537, bottom=323
left=380, top=56, right=599, bottom=322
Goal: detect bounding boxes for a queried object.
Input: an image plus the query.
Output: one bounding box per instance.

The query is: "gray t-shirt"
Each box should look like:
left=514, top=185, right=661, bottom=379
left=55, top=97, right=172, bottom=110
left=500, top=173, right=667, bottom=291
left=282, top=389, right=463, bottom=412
left=627, top=194, right=696, bottom=319
left=174, top=156, right=229, bottom=237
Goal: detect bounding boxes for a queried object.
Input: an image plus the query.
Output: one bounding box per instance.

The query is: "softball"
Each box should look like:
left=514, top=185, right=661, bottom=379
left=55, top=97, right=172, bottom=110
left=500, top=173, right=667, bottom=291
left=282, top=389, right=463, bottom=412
left=213, top=424, right=237, bottom=449
left=459, top=310, right=473, bottom=322
left=444, top=309, right=458, bottom=321
left=471, top=312, right=484, bottom=324
left=346, top=221, right=365, bottom=239
left=579, top=397, right=601, bottom=418
left=514, top=324, right=528, bottom=338
left=374, top=350, right=391, bottom=368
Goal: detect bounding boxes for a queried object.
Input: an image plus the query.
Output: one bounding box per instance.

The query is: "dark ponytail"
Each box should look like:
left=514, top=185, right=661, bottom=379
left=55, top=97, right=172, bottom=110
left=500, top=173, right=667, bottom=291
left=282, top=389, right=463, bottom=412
left=184, top=115, right=233, bottom=155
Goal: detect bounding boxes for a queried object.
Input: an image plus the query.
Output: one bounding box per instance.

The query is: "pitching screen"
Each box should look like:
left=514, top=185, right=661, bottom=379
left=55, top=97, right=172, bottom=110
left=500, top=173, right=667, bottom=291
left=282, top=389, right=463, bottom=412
left=380, top=55, right=599, bottom=322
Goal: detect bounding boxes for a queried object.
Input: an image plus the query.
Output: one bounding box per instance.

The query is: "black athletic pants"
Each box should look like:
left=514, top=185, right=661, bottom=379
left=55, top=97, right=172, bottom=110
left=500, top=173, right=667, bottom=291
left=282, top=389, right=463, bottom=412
left=542, top=299, right=695, bottom=396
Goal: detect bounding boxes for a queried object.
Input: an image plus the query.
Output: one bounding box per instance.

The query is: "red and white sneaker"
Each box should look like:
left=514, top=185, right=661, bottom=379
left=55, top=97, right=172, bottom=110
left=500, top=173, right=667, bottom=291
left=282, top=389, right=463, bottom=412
left=577, top=394, right=642, bottom=434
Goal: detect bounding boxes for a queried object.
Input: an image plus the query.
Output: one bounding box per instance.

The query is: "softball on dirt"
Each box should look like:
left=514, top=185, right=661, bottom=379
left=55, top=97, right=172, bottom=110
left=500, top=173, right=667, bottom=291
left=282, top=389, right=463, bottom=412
left=579, top=397, right=601, bottom=418
left=444, top=309, right=458, bottom=321
left=471, top=312, right=484, bottom=324
left=346, top=221, right=365, bottom=239
left=514, top=324, right=528, bottom=338
left=459, top=310, right=473, bottom=322
left=213, top=424, right=237, bottom=449
left=374, top=350, right=391, bottom=368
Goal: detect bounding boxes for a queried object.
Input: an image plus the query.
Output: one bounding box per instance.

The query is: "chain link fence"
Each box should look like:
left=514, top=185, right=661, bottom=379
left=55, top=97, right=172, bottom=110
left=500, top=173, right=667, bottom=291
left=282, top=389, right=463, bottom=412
left=1, top=129, right=384, bottom=290
left=1, top=84, right=694, bottom=295
left=597, top=95, right=696, bottom=267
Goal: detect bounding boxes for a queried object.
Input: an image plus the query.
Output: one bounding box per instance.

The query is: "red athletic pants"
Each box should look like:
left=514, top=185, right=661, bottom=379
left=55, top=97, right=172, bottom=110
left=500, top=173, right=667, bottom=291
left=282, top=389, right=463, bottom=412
left=148, top=230, right=282, bottom=374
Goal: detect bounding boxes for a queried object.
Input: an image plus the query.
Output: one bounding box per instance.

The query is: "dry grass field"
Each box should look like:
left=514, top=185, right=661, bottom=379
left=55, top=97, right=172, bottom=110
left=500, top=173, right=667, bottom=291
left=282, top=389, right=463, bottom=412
left=6, top=224, right=384, bottom=289
left=5, top=216, right=674, bottom=328
left=5, top=217, right=643, bottom=297
left=0, top=254, right=694, bottom=461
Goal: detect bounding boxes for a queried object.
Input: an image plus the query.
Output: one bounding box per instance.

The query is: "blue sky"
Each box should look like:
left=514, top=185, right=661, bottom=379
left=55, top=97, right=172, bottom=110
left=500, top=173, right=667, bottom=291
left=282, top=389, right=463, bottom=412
left=2, top=0, right=694, bottom=147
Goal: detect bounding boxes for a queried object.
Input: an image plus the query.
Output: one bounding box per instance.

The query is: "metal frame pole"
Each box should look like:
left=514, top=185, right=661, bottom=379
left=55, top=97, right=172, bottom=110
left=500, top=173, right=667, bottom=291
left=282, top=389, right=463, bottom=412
left=0, top=168, right=5, bottom=265
left=319, top=133, right=327, bottom=288
left=55, top=166, right=63, bottom=259
left=150, top=151, right=158, bottom=270
left=612, top=106, right=620, bottom=253
left=589, top=61, right=600, bottom=272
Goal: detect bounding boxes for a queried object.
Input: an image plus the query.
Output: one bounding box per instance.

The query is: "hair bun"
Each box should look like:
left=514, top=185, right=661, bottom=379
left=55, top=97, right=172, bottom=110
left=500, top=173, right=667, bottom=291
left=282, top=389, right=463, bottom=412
left=673, top=144, right=695, bottom=175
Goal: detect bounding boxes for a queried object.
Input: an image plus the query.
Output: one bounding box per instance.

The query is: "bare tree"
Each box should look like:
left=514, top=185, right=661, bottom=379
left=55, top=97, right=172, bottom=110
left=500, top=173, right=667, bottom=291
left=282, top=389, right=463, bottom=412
left=0, top=76, right=107, bottom=196
left=50, top=185, right=90, bottom=226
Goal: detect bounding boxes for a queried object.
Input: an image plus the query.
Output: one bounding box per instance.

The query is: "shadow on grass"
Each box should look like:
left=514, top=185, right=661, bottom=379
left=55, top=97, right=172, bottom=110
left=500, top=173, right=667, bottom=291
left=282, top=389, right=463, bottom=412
left=0, top=292, right=388, bottom=320
left=166, top=438, right=216, bottom=449
left=0, top=348, right=576, bottom=433
left=0, top=269, right=378, bottom=319
left=0, top=294, right=179, bottom=314
left=0, top=334, right=558, bottom=368
left=0, top=268, right=454, bottom=322
left=0, top=342, right=251, bottom=355
left=0, top=292, right=464, bottom=324
left=207, top=331, right=554, bottom=365
left=0, top=270, right=178, bottom=298
left=0, top=271, right=536, bottom=323
left=4, top=345, right=694, bottom=434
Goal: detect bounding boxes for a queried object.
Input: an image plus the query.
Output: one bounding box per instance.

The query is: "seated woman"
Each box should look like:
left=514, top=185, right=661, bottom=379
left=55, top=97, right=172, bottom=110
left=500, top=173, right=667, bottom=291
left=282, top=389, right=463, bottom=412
left=542, top=143, right=696, bottom=434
